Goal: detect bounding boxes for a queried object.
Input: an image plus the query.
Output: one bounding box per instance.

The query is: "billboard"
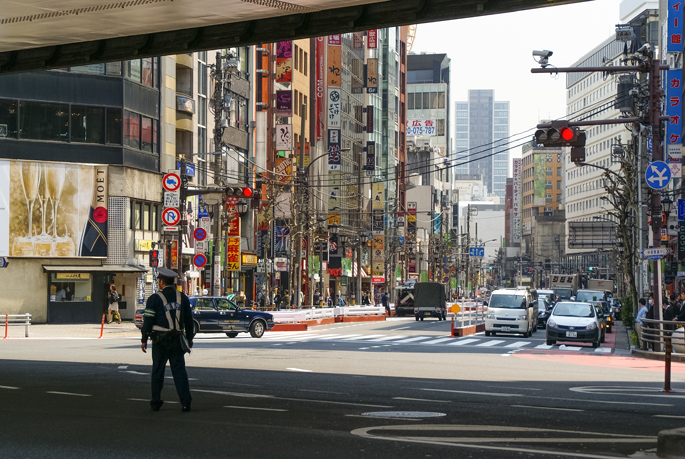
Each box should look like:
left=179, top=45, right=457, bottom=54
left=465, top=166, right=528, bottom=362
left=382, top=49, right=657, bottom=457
left=407, top=119, right=436, bottom=136
left=366, top=58, right=378, bottom=93
left=373, top=182, right=384, bottom=210
left=568, top=221, right=618, bottom=249
left=534, top=154, right=546, bottom=206
left=316, top=37, right=325, bottom=142
left=327, top=45, right=341, bottom=87
left=1, top=160, right=108, bottom=258
left=512, top=158, right=522, bottom=244
left=367, top=29, right=377, bottom=48
left=328, top=129, right=341, bottom=170
left=327, top=88, right=341, bottom=128
left=276, top=90, right=292, bottom=117
left=276, top=124, right=292, bottom=151
left=666, top=69, right=682, bottom=163
left=276, top=41, right=292, bottom=83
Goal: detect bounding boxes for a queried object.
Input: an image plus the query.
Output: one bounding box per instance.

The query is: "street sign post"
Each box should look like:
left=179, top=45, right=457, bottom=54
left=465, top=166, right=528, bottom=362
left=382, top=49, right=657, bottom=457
left=641, top=247, right=669, bottom=261
left=469, top=247, right=485, bottom=257
left=193, top=254, right=207, bottom=268
left=645, top=161, right=672, bottom=190
left=162, top=172, right=181, bottom=192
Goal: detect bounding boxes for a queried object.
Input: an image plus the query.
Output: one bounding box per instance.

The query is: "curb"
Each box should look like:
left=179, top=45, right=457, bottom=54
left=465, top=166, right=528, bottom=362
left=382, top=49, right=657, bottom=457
left=451, top=324, right=484, bottom=337
left=334, top=315, right=386, bottom=323
left=658, top=427, right=685, bottom=458
left=631, top=348, right=685, bottom=363
left=270, top=323, right=308, bottom=332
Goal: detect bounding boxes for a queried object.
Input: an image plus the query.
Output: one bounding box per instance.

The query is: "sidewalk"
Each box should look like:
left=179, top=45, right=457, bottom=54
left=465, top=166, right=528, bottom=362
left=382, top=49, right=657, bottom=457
left=620, top=320, right=685, bottom=364
left=1, top=322, right=141, bottom=339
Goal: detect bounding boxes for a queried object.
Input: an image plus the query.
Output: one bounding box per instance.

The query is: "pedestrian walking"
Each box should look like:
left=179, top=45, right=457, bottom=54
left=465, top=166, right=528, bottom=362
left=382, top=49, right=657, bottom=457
left=273, top=288, right=281, bottom=311
left=337, top=294, right=346, bottom=306
left=381, top=291, right=389, bottom=316
left=635, top=298, right=648, bottom=349
left=281, top=290, right=291, bottom=310
left=362, top=291, right=370, bottom=305
left=141, top=267, right=194, bottom=412
left=107, top=284, right=122, bottom=324
left=327, top=294, right=333, bottom=307
left=313, top=290, right=321, bottom=306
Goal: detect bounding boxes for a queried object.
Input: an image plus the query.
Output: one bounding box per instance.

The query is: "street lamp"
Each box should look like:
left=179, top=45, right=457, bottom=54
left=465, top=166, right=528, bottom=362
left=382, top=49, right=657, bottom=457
left=662, top=196, right=673, bottom=214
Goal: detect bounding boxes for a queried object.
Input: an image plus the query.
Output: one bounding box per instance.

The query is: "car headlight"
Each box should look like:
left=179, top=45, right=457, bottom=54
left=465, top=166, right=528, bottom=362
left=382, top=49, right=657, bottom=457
left=518, top=314, right=527, bottom=320
left=586, top=322, right=597, bottom=330
left=487, top=313, right=495, bottom=319
left=547, top=319, right=557, bottom=328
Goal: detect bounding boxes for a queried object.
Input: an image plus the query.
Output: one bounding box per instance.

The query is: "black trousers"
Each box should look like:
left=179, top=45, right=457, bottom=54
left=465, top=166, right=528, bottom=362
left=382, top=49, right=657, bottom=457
left=151, top=338, right=191, bottom=407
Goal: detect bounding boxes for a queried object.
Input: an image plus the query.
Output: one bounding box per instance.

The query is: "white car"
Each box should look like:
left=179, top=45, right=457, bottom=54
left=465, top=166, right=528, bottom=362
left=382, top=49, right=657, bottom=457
left=546, top=302, right=601, bottom=348
left=484, top=288, right=538, bottom=338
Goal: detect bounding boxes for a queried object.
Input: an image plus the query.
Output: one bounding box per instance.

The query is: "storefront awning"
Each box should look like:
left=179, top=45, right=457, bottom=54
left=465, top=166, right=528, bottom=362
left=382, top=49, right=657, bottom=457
left=43, top=265, right=148, bottom=273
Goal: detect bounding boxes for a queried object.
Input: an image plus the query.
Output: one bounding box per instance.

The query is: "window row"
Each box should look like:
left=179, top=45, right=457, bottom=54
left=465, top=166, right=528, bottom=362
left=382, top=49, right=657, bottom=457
left=131, top=201, right=160, bottom=232
left=494, top=103, right=508, bottom=109
left=407, top=91, right=446, bottom=110
left=293, top=45, right=309, bottom=76
left=68, top=58, right=159, bottom=89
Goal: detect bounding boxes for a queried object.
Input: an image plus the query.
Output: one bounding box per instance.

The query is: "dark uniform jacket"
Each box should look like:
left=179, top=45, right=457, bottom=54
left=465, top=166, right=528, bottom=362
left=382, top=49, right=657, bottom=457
left=141, top=286, right=194, bottom=345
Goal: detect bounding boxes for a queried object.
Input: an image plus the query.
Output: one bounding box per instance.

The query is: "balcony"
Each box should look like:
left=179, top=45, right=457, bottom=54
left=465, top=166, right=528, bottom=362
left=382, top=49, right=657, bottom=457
left=176, top=53, right=193, bottom=69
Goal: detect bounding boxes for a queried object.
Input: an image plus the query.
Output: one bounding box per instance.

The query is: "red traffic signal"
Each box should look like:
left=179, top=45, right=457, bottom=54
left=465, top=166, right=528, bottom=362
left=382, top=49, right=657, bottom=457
left=149, top=249, right=160, bottom=267
left=226, top=186, right=253, bottom=198
left=534, top=121, right=586, bottom=148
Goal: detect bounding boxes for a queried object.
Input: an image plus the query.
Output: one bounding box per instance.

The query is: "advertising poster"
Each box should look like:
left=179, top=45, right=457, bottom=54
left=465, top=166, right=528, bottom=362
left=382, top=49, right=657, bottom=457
left=1, top=160, right=108, bottom=258
left=183, top=195, right=197, bottom=250
left=276, top=124, right=293, bottom=151
left=226, top=237, right=240, bottom=271
left=171, top=240, right=178, bottom=269
left=365, top=141, right=376, bottom=171
left=328, top=34, right=341, bottom=46
left=274, top=227, right=290, bottom=254
left=407, top=201, right=417, bottom=235
left=328, top=129, right=341, bottom=170
left=316, top=37, right=325, bottom=142
left=276, top=90, right=292, bottom=117
left=328, top=88, right=341, bottom=128
left=275, top=157, right=292, bottom=183
left=327, top=45, right=341, bottom=87
left=534, top=154, right=546, bottom=205
left=276, top=40, right=292, bottom=83
left=407, top=119, right=436, bottom=136
left=366, top=58, right=378, bottom=94
left=367, top=105, right=374, bottom=133
left=372, top=182, right=384, bottom=210
left=367, top=29, right=377, bottom=48
left=667, top=69, right=682, bottom=163
left=512, top=159, right=522, bottom=244
left=225, top=196, right=241, bottom=237
left=372, top=211, right=384, bottom=235
left=353, top=32, right=364, bottom=49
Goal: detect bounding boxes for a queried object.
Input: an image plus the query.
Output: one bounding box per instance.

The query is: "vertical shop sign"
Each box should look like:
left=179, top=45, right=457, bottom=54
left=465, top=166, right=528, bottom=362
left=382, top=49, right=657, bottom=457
left=276, top=124, right=293, bottom=151
left=668, top=0, right=683, bottom=53
left=366, top=105, right=374, bottom=133
left=366, top=58, right=378, bottom=94
left=171, top=240, right=178, bottom=269
left=276, top=90, right=292, bottom=117
left=316, top=37, right=325, bottom=142
left=512, top=158, right=522, bottom=243
left=365, top=141, right=376, bottom=171
left=327, top=88, right=341, bottom=128
left=328, top=129, right=341, bottom=170
left=373, top=182, right=384, bottom=210
left=667, top=69, right=682, bottom=163
left=367, top=30, right=377, bottom=48
left=328, top=34, right=341, bottom=46
left=276, top=41, right=293, bottom=83
left=226, top=237, right=240, bottom=271
left=327, top=44, right=341, bottom=87
left=353, top=32, right=364, bottom=49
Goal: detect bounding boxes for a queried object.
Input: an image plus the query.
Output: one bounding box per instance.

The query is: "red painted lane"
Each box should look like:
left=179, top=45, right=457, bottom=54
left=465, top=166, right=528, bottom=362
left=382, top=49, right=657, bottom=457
left=514, top=352, right=685, bottom=374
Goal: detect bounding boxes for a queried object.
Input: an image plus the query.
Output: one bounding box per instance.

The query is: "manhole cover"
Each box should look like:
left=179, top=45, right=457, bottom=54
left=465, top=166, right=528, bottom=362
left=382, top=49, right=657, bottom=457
left=361, top=411, right=447, bottom=418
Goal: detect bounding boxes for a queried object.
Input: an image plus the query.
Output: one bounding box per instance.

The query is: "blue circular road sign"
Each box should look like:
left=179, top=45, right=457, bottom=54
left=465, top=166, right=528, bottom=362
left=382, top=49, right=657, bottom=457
left=645, top=161, right=672, bottom=190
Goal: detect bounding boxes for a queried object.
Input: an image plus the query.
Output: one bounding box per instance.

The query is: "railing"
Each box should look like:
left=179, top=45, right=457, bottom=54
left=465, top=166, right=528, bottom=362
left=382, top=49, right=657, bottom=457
left=271, top=308, right=336, bottom=324
left=1, top=313, right=32, bottom=338
left=335, top=306, right=385, bottom=316
left=449, top=302, right=487, bottom=328
left=639, top=318, right=685, bottom=392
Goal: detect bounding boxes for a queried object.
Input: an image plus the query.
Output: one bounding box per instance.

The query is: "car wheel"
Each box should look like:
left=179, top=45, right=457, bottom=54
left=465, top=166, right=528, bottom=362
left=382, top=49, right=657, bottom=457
left=491, top=332, right=497, bottom=336
left=485, top=331, right=491, bottom=337
left=225, top=332, right=238, bottom=338
left=592, top=340, right=600, bottom=348
left=531, top=324, right=537, bottom=334
left=546, top=339, right=556, bottom=346
left=249, top=320, right=266, bottom=338
left=193, top=321, right=199, bottom=336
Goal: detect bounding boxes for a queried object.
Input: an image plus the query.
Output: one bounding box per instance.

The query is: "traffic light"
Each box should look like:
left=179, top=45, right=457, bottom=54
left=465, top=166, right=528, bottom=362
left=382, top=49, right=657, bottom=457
left=225, top=186, right=253, bottom=198
left=589, top=266, right=594, bottom=272
left=534, top=121, right=586, bottom=149
left=251, top=181, right=264, bottom=209
left=149, top=249, right=160, bottom=268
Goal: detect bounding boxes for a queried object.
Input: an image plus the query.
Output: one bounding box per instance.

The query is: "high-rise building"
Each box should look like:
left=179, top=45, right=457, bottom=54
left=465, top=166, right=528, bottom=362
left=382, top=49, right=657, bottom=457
left=454, top=90, right=510, bottom=198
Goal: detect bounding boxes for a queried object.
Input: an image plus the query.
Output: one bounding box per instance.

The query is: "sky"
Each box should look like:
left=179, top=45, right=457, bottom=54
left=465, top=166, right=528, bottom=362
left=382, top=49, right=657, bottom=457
left=411, top=0, right=625, bottom=163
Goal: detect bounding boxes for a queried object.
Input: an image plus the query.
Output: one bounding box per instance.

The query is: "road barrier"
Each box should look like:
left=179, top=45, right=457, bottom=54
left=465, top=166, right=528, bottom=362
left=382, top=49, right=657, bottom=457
left=99, top=314, right=105, bottom=339
left=270, top=306, right=384, bottom=324
left=335, top=306, right=385, bottom=316
left=639, top=318, right=685, bottom=392
left=449, top=302, right=486, bottom=337
left=1, top=313, right=32, bottom=338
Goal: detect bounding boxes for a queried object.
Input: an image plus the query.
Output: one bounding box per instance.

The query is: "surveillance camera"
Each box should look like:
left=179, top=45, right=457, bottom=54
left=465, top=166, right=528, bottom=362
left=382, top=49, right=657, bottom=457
left=533, top=50, right=553, bottom=59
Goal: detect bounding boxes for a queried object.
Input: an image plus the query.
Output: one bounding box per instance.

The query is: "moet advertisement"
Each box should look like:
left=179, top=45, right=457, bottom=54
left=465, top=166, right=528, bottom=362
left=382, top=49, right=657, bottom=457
left=1, top=160, right=108, bottom=258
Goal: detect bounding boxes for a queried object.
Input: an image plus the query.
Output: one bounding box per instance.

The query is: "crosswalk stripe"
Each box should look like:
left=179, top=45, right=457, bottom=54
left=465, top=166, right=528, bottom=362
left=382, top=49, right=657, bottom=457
left=448, top=338, right=480, bottom=346
left=535, top=344, right=554, bottom=349
left=315, top=334, right=346, bottom=340
left=290, top=334, right=342, bottom=340
left=340, top=334, right=385, bottom=340
left=476, top=340, right=505, bottom=347
left=392, top=336, right=432, bottom=344
left=595, top=347, right=612, bottom=353
left=558, top=345, right=582, bottom=351
left=420, top=338, right=455, bottom=345
left=368, top=336, right=406, bottom=342
left=504, top=341, right=531, bottom=348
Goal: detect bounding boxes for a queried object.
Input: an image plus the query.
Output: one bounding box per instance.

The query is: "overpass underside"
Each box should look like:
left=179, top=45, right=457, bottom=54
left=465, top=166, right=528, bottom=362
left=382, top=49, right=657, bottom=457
left=0, top=0, right=588, bottom=74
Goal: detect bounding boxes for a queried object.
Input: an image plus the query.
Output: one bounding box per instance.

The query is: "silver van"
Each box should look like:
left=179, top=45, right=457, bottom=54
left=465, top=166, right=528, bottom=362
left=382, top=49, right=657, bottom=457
left=484, top=287, right=538, bottom=337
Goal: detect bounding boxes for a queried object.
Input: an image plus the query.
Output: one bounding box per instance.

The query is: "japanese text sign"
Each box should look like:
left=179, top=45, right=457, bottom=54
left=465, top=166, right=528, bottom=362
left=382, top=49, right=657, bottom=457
left=328, top=129, right=341, bottom=170
left=407, top=119, right=436, bottom=136
left=667, top=69, right=682, bottom=163
left=367, top=29, right=377, bottom=48
left=668, top=0, right=683, bottom=53
left=226, top=237, right=240, bottom=271
left=327, top=88, right=341, bottom=128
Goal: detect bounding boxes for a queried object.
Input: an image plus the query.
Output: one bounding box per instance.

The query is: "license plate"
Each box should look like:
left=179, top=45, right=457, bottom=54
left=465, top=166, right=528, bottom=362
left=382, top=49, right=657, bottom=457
left=566, top=331, right=577, bottom=338
left=501, top=326, right=510, bottom=332
left=425, top=312, right=431, bottom=316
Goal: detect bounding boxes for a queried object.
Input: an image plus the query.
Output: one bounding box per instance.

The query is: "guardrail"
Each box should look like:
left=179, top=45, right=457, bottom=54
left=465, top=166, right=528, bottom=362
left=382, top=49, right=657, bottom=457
left=639, top=318, right=685, bottom=392
left=449, top=302, right=487, bottom=328
left=270, top=308, right=336, bottom=324
left=1, top=313, right=32, bottom=338
left=335, top=306, right=385, bottom=316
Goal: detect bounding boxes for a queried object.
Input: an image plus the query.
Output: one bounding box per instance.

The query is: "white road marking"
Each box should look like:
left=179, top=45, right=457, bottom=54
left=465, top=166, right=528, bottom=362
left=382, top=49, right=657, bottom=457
left=392, top=336, right=431, bottom=344
left=420, top=388, right=522, bottom=398
left=117, top=365, right=128, bottom=369
left=505, top=341, right=531, bottom=348
left=654, top=415, right=685, bottom=419
left=594, top=347, right=612, bottom=353
left=286, top=368, right=312, bottom=372
left=128, top=398, right=178, bottom=404
left=393, top=397, right=450, bottom=403
left=315, top=334, right=346, bottom=340
left=124, top=370, right=150, bottom=375
left=501, top=354, right=511, bottom=357
left=420, top=338, right=455, bottom=345
left=193, top=389, right=392, bottom=408
left=341, top=334, right=385, bottom=340
left=0, top=385, right=20, bottom=390
left=224, top=405, right=288, bottom=412
left=558, top=345, right=582, bottom=351
left=510, top=404, right=584, bottom=412
left=394, top=327, right=410, bottom=330
left=359, top=347, right=370, bottom=349
left=368, top=336, right=406, bottom=342
left=447, top=338, right=480, bottom=346
left=476, top=340, right=505, bottom=347
left=335, top=334, right=363, bottom=340
left=46, top=391, right=91, bottom=397
left=535, top=344, right=554, bottom=349
left=346, top=414, right=422, bottom=421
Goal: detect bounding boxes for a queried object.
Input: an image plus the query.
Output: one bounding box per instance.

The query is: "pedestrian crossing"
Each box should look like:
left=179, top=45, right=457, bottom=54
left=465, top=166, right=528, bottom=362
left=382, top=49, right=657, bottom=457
left=259, top=331, right=612, bottom=353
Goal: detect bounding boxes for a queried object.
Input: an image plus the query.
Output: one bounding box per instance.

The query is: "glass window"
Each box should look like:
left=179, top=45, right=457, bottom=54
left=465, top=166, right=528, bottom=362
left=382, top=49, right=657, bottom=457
left=0, top=99, right=18, bottom=138
left=457, top=103, right=468, bottom=110
left=494, top=118, right=508, bottom=124
left=436, top=119, right=445, bottom=136
left=49, top=273, right=93, bottom=303
left=141, top=117, right=153, bottom=152
left=71, top=106, right=104, bottom=144
left=106, top=62, right=122, bottom=76
left=304, top=51, right=308, bottom=76
left=456, top=111, right=468, bottom=117
left=422, top=93, right=429, bottom=110
left=216, top=298, right=237, bottom=311
left=456, top=119, right=467, bottom=125
left=431, top=92, right=439, bottom=109
left=70, top=64, right=105, bottom=74
left=407, top=93, right=414, bottom=110
left=456, top=126, right=467, bottom=131
left=106, top=108, right=122, bottom=145
left=456, top=133, right=468, bottom=139
left=19, top=101, right=69, bottom=142
left=134, top=202, right=142, bottom=230
left=194, top=298, right=215, bottom=310
left=153, top=58, right=159, bottom=88
left=124, top=111, right=140, bottom=149
left=143, top=203, right=150, bottom=230
left=152, top=205, right=158, bottom=231
left=438, top=92, right=445, bottom=109
left=141, top=58, right=153, bottom=87
left=153, top=119, right=158, bottom=153
left=129, top=59, right=141, bottom=82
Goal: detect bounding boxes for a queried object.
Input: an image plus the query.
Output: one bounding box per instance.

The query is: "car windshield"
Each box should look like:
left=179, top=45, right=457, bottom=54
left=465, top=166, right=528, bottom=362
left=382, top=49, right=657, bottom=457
left=553, top=288, right=573, bottom=299
left=576, top=291, right=603, bottom=302
left=489, top=294, right=525, bottom=309
left=553, top=303, right=595, bottom=317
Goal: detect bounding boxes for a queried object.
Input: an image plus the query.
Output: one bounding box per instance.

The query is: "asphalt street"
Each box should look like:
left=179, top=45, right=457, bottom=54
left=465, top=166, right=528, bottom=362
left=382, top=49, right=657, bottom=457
left=1, top=318, right=684, bottom=458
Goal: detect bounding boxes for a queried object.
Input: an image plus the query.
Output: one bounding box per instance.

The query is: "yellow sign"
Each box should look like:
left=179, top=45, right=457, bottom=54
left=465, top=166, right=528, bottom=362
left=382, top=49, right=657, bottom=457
left=55, top=273, right=90, bottom=280
left=227, top=262, right=240, bottom=270
left=327, top=213, right=341, bottom=225
left=226, top=237, right=241, bottom=271
left=373, top=182, right=384, bottom=210
left=242, top=253, right=258, bottom=265
left=451, top=304, right=461, bottom=314
left=134, top=239, right=154, bottom=251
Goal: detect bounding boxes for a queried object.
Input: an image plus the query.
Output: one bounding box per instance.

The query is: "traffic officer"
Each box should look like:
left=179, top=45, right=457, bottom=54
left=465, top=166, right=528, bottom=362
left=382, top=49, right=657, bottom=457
left=141, top=267, right=194, bottom=412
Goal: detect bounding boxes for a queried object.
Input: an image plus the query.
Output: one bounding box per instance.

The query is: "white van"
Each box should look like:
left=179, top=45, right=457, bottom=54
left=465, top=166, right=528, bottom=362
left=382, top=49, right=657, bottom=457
left=484, top=287, right=538, bottom=337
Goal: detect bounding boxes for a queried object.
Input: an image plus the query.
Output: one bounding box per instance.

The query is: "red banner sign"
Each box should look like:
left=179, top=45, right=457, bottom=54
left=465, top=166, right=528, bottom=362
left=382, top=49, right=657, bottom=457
left=367, top=30, right=377, bottom=48
left=316, top=37, right=325, bottom=142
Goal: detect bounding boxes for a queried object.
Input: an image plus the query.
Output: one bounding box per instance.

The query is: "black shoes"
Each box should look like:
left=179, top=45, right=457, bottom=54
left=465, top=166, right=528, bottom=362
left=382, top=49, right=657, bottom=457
left=150, top=401, right=164, bottom=411
left=182, top=405, right=191, bottom=412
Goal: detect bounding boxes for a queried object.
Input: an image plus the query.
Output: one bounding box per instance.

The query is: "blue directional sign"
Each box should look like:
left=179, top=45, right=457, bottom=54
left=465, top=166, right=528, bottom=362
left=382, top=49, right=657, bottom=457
left=645, top=161, right=672, bottom=190
left=469, top=247, right=485, bottom=257
left=176, top=162, right=196, bottom=177
left=641, top=247, right=669, bottom=261
left=0, top=257, right=8, bottom=268
left=679, top=199, right=685, bottom=222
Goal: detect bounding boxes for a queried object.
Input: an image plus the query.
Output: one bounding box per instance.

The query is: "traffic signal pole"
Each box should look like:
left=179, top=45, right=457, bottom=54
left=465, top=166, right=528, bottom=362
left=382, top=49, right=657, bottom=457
left=212, top=51, right=224, bottom=297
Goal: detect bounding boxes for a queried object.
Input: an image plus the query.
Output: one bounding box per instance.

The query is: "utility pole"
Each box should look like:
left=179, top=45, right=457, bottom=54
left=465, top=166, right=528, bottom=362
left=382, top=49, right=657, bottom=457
left=211, top=51, right=224, bottom=297
left=294, top=103, right=307, bottom=308
left=356, top=145, right=363, bottom=306
left=465, top=204, right=470, bottom=298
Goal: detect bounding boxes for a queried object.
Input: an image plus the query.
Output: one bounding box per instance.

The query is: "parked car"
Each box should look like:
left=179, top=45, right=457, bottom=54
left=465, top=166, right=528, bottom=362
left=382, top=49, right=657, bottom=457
left=484, top=287, right=538, bottom=337
left=134, top=308, right=144, bottom=329
left=593, top=301, right=611, bottom=335
left=190, top=296, right=274, bottom=338
left=537, top=297, right=552, bottom=329
left=546, top=301, right=602, bottom=348
left=608, top=298, right=621, bottom=318
left=413, top=282, right=447, bottom=321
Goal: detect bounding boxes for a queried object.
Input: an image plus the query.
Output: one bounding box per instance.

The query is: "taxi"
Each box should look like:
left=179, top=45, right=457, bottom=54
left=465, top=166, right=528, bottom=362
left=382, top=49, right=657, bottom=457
left=189, top=296, right=275, bottom=338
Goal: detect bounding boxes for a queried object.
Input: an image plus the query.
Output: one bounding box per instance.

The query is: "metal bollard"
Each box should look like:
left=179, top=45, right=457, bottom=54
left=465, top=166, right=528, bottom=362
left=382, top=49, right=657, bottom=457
left=664, top=336, right=672, bottom=393
left=24, top=314, right=29, bottom=338
left=4, top=314, right=7, bottom=339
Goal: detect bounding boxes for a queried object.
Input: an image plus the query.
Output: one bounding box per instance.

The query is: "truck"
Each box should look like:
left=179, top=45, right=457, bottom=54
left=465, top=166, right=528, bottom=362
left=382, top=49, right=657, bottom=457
left=395, top=279, right=417, bottom=316
left=549, top=274, right=578, bottom=301
left=413, top=281, right=447, bottom=321
left=587, top=279, right=614, bottom=295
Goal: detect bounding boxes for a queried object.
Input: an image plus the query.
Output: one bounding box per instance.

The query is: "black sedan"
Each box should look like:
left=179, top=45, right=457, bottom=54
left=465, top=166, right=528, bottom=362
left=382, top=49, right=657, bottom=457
left=190, top=296, right=274, bottom=338
left=536, top=298, right=552, bottom=328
